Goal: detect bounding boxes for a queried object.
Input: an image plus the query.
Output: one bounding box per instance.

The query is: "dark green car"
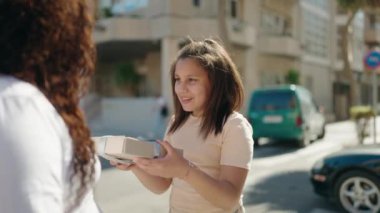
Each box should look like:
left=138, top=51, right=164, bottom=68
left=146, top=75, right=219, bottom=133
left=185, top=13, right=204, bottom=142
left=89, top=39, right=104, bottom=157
left=310, top=144, right=380, bottom=212
left=248, top=85, right=325, bottom=147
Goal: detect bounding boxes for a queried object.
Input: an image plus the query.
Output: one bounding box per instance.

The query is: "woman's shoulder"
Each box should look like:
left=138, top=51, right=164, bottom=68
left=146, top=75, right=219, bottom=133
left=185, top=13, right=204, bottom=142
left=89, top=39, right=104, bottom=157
left=0, top=75, right=41, bottom=97
left=0, top=76, right=52, bottom=113
left=1, top=79, right=48, bottom=117
left=0, top=76, right=69, bottom=141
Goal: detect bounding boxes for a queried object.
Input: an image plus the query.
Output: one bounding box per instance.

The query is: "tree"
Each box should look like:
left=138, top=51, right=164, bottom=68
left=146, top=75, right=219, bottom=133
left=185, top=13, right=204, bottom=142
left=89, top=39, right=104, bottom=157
left=337, top=0, right=380, bottom=106
left=285, top=69, right=300, bottom=85
left=114, top=62, right=142, bottom=96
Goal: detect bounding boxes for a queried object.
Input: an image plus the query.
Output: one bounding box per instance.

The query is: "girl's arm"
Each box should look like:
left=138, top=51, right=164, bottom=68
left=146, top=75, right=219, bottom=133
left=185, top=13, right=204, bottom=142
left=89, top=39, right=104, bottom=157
left=131, top=166, right=172, bottom=194
left=134, top=141, right=248, bottom=210
left=183, top=163, right=248, bottom=210
left=111, top=162, right=172, bottom=194
left=183, top=118, right=253, bottom=210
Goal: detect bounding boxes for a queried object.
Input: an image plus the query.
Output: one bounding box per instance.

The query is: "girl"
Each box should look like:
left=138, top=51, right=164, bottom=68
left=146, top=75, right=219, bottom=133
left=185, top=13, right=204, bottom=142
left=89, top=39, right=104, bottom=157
left=113, top=38, right=253, bottom=213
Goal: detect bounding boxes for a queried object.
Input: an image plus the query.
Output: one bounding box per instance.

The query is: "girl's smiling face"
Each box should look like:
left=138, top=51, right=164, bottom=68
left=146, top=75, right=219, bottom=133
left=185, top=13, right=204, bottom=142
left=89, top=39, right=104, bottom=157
left=174, top=58, right=211, bottom=117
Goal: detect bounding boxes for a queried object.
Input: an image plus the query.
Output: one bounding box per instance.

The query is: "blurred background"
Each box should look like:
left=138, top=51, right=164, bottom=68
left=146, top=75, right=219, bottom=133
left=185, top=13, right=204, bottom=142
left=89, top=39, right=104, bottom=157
left=80, top=0, right=380, bottom=212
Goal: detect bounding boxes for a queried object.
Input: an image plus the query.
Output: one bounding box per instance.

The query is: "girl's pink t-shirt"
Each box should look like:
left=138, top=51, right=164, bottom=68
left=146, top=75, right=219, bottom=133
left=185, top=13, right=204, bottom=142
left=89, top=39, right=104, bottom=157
left=165, top=112, right=253, bottom=213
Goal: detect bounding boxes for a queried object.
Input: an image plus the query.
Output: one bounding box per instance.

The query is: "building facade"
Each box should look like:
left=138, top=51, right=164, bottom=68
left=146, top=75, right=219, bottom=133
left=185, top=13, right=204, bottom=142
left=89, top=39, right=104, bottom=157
left=87, top=0, right=379, bottom=131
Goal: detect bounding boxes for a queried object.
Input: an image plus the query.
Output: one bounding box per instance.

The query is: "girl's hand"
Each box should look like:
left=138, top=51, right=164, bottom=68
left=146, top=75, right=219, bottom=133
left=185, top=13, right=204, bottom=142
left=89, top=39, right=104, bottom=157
left=133, top=140, right=189, bottom=179
left=110, top=160, right=135, bottom=171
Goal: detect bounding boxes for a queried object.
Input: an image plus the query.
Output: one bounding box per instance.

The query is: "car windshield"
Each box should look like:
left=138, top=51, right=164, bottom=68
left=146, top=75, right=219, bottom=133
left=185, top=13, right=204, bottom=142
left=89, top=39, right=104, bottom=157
left=251, top=90, right=296, bottom=111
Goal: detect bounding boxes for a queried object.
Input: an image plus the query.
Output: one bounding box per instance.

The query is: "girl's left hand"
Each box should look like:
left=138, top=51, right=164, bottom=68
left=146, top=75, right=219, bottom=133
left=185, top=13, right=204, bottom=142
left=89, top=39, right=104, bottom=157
left=133, top=140, right=189, bottom=179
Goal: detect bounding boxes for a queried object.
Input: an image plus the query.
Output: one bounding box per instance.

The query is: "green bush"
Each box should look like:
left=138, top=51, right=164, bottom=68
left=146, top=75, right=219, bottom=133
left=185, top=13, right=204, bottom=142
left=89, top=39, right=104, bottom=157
left=349, top=106, right=374, bottom=120
left=285, top=69, right=299, bottom=85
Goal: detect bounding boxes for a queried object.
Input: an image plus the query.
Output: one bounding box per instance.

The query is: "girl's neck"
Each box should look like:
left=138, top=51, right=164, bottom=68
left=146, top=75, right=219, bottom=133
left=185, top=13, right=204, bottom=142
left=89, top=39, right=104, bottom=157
left=191, top=112, right=203, bottom=118
left=190, top=113, right=203, bottom=119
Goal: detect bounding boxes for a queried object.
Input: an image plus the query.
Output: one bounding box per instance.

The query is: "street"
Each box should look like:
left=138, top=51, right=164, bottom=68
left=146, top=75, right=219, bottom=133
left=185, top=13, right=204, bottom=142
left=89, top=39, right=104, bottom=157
left=94, top=120, right=367, bottom=213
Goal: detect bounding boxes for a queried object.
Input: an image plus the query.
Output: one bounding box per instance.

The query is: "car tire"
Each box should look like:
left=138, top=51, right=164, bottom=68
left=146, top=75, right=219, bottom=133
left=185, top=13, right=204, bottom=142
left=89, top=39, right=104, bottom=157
left=253, top=138, right=260, bottom=148
left=298, top=137, right=310, bottom=148
left=334, top=170, right=380, bottom=213
left=298, top=132, right=310, bottom=148
left=317, top=125, right=326, bottom=139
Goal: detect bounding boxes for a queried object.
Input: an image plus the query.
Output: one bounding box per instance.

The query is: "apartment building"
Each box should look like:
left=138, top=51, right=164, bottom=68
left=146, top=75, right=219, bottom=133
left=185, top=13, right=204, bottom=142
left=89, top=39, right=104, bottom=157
left=89, top=0, right=380, bottom=129
left=363, top=11, right=380, bottom=114
left=332, top=5, right=380, bottom=120
left=333, top=4, right=367, bottom=120
left=253, top=0, right=335, bottom=120
left=93, top=0, right=258, bottom=111
left=365, top=11, right=380, bottom=48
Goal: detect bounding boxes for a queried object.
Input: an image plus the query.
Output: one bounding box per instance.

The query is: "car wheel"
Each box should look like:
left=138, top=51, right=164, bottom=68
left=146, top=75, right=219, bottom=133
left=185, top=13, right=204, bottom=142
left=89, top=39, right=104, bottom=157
left=298, top=132, right=310, bottom=148
left=334, top=170, right=380, bottom=213
left=253, top=138, right=260, bottom=148
left=317, top=125, right=326, bottom=139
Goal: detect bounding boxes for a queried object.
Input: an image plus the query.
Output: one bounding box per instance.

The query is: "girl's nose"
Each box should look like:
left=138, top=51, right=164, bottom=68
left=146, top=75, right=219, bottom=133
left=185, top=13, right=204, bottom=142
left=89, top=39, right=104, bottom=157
left=176, top=82, right=187, bottom=93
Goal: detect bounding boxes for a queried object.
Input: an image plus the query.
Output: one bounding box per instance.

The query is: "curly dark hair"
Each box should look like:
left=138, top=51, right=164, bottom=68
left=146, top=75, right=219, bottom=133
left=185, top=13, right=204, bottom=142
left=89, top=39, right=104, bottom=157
left=0, top=0, right=96, bottom=209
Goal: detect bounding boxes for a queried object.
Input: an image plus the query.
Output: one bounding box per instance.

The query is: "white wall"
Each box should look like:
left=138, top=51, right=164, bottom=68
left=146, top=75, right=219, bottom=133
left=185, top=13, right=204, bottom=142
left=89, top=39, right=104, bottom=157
left=90, top=97, right=168, bottom=139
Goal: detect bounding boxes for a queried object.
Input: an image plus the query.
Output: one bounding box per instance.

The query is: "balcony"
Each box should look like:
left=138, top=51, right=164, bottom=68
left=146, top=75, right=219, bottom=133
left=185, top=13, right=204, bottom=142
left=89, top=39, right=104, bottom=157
left=226, top=18, right=255, bottom=47
left=94, top=18, right=151, bottom=43
left=93, top=16, right=218, bottom=44
left=258, top=35, right=301, bottom=58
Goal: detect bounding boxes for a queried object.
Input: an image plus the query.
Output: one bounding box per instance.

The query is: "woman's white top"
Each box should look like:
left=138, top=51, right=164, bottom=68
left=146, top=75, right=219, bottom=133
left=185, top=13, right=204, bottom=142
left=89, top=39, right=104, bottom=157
left=0, top=76, right=101, bottom=213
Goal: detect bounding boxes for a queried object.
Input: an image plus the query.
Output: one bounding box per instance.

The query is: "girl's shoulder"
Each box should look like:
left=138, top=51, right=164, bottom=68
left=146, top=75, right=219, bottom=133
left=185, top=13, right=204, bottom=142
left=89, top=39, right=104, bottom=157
left=225, top=111, right=249, bottom=124
left=223, top=111, right=252, bottom=131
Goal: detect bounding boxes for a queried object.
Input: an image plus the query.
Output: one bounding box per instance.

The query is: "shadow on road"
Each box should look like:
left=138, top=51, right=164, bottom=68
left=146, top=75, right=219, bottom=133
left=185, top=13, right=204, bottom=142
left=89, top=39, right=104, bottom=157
left=243, top=171, right=340, bottom=212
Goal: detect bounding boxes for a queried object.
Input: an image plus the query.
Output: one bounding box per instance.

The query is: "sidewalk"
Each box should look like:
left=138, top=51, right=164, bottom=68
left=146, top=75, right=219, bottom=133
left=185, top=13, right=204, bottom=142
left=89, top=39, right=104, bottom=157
left=94, top=169, right=170, bottom=212
left=361, top=116, right=380, bottom=145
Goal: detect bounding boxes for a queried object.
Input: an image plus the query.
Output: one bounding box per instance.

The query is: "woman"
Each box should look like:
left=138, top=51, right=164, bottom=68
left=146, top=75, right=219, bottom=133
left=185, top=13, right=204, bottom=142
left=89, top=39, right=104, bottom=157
left=0, top=1, right=100, bottom=212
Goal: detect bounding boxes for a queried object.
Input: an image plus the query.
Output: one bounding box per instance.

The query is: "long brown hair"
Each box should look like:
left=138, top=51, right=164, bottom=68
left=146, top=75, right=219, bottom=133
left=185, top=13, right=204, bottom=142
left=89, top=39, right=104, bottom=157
left=168, top=38, right=244, bottom=138
left=0, top=0, right=96, bottom=208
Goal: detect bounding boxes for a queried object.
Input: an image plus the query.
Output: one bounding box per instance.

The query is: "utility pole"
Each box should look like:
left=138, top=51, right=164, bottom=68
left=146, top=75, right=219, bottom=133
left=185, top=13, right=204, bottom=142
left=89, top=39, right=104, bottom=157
left=364, top=50, right=380, bottom=144
left=372, top=69, right=377, bottom=144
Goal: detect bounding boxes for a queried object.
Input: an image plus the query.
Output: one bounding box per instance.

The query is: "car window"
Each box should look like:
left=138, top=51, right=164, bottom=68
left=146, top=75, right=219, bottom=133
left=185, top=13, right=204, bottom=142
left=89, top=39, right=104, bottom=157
left=251, top=90, right=297, bottom=111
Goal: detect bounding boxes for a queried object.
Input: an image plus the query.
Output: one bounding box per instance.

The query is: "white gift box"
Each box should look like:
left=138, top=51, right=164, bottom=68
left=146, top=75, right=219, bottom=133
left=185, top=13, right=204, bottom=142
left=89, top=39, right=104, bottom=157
left=92, top=136, right=161, bottom=164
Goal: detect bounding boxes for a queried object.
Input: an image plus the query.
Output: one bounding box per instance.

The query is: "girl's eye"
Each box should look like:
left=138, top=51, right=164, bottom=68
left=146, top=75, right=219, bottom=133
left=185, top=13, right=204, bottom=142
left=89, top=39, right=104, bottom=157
left=174, top=78, right=180, bottom=82
left=189, top=78, right=197, bottom=82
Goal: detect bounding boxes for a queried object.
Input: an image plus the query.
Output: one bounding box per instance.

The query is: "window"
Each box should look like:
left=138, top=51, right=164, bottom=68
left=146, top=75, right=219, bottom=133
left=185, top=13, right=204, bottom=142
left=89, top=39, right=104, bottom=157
left=193, top=0, right=201, bottom=7
left=230, top=0, right=237, bottom=18
left=302, top=11, right=329, bottom=57
left=229, top=0, right=244, bottom=20
left=369, top=14, right=376, bottom=29
left=261, top=10, right=288, bottom=36
left=251, top=91, right=297, bottom=111
left=304, top=0, right=328, bottom=10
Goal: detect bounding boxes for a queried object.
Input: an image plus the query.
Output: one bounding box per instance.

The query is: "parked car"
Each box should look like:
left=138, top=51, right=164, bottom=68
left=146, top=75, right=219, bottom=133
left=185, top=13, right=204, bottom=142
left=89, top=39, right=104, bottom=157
left=247, top=85, right=325, bottom=147
left=310, top=145, right=380, bottom=213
